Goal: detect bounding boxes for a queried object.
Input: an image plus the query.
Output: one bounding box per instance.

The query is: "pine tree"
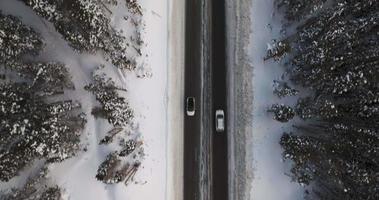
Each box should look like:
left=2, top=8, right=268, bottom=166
left=96, top=151, right=141, bottom=185
left=269, top=104, right=296, bottom=122
left=273, top=80, right=299, bottom=98
left=0, top=12, right=43, bottom=64
left=23, top=0, right=140, bottom=70
left=85, top=72, right=133, bottom=127
left=275, top=0, right=328, bottom=21
left=0, top=12, right=86, bottom=182
left=1, top=167, right=62, bottom=200
left=270, top=0, right=379, bottom=199
left=0, top=82, right=85, bottom=181
left=5, top=61, right=74, bottom=94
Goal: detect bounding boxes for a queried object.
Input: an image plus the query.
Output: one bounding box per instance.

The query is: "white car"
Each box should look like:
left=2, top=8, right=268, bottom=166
left=215, top=109, right=225, bottom=132
left=186, top=97, right=195, bottom=116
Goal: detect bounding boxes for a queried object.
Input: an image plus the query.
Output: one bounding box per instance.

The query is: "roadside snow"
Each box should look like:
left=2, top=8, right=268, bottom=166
left=249, top=0, right=305, bottom=199
left=225, top=0, right=254, bottom=199
left=114, top=0, right=169, bottom=199
left=166, top=0, right=185, bottom=199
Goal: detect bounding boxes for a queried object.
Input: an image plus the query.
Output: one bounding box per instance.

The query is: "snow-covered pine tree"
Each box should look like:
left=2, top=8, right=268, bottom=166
left=270, top=0, right=379, bottom=199
left=0, top=13, right=86, bottom=182
left=0, top=12, right=43, bottom=64
left=5, top=61, right=74, bottom=94
left=281, top=125, right=378, bottom=200
left=273, top=80, right=299, bottom=98
left=0, top=82, right=85, bottom=181
left=85, top=72, right=133, bottom=127
left=95, top=152, right=122, bottom=184
left=275, top=0, right=328, bottom=21
left=269, top=104, right=296, bottom=122
left=126, top=0, right=143, bottom=15
left=0, top=167, right=62, bottom=200
left=23, top=0, right=139, bottom=70
left=96, top=151, right=141, bottom=184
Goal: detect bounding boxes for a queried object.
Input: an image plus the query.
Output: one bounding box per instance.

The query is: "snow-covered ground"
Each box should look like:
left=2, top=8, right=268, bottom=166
left=0, top=0, right=183, bottom=199
left=118, top=1, right=168, bottom=199
left=249, top=0, right=305, bottom=199
left=166, top=0, right=185, bottom=199
left=225, top=0, right=254, bottom=199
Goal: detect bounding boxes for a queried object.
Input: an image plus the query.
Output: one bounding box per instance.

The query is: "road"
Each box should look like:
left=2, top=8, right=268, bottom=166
left=210, top=0, right=228, bottom=199
left=184, top=0, right=228, bottom=200
left=184, top=0, right=203, bottom=199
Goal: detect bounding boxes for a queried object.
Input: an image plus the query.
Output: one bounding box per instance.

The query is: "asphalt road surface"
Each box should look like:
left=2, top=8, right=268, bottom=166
left=210, top=0, right=228, bottom=199
left=184, top=0, right=203, bottom=199
left=184, top=0, right=228, bottom=200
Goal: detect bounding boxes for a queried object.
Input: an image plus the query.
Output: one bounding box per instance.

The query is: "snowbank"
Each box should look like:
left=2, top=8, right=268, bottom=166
left=249, top=0, right=305, bottom=199
left=115, top=0, right=169, bottom=199
left=166, top=0, right=185, bottom=199
left=225, top=0, right=254, bottom=199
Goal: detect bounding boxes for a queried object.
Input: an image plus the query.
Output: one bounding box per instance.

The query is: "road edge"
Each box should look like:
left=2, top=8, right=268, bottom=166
left=166, top=0, right=185, bottom=199
left=225, top=0, right=254, bottom=199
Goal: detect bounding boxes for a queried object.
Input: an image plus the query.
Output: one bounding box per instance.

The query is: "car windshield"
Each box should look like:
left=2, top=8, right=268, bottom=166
left=217, top=114, right=223, bottom=119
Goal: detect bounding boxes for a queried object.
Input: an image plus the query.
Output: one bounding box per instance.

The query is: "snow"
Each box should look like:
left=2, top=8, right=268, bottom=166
left=225, top=0, right=254, bottom=199
left=0, top=0, right=175, bottom=199
left=166, top=0, right=185, bottom=199
left=110, top=0, right=169, bottom=198
left=249, top=0, right=305, bottom=199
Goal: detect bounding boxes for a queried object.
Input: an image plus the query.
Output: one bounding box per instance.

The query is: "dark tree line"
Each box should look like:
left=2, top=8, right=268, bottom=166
left=0, top=12, right=85, bottom=185
left=22, top=0, right=142, bottom=70
left=0, top=12, right=43, bottom=64
left=0, top=83, right=85, bottom=181
left=1, top=167, right=62, bottom=200
left=270, top=0, right=379, bottom=199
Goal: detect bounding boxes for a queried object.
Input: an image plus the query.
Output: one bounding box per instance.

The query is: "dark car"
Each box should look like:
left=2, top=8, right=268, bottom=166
left=186, top=97, right=195, bottom=116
